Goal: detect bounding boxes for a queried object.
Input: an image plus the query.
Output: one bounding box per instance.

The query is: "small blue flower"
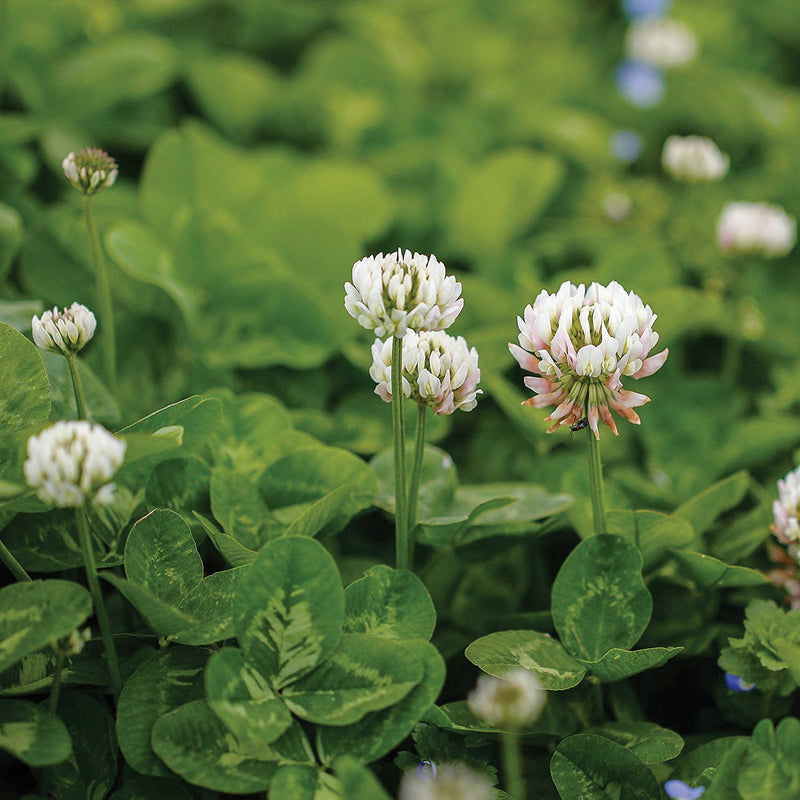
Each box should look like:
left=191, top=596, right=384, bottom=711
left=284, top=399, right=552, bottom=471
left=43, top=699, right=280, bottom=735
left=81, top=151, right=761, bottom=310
left=609, top=129, right=643, bottom=163
left=614, top=60, right=665, bottom=108
left=725, top=673, right=755, bottom=693
left=665, top=780, right=705, bottom=800
left=416, top=760, right=437, bottom=779
left=622, top=0, right=671, bottom=19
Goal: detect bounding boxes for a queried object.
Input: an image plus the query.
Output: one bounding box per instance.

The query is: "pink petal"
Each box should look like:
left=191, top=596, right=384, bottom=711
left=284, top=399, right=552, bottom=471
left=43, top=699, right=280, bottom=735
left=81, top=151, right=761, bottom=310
left=509, top=343, right=540, bottom=373
left=633, top=348, right=669, bottom=378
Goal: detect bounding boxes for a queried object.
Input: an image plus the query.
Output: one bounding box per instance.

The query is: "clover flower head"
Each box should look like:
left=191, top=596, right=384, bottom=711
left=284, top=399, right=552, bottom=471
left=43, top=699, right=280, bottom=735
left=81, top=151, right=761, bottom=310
left=664, top=780, right=705, bottom=800
left=344, top=249, right=463, bottom=339
left=772, top=466, right=800, bottom=546
left=662, top=135, right=730, bottom=182
left=467, top=669, right=546, bottom=729
left=724, top=673, right=755, bottom=693
left=626, top=18, right=698, bottom=69
left=24, top=421, right=126, bottom=508
left=31, top=302, right=97, bottom=356
left=62, top=148, right=118, bottom=195
left=509, top=280, right=668, bottom=438
left=399, top=763, right=494, bottom=800
left=369, top=331, right=481, bottom=415
left=54, top=627, right=92, bottom=657
left=717, top=201, right=797, bottom=258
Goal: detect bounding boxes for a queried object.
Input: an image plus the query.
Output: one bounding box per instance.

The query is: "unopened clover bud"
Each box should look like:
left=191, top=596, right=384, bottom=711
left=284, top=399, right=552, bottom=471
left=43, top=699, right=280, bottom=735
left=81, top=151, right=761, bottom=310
left=398, top=763, right=494, bottom=800
left=62, top=148, right=118, bottom=195
left=31, top=303, right=96, bottom=356
left=467, top=668, right=546, bottom=729
left=24, top=420, right=126, bottom=508
left=344, top=249, right=463, bottom=339
left=661, top=135, right=729, bottom=182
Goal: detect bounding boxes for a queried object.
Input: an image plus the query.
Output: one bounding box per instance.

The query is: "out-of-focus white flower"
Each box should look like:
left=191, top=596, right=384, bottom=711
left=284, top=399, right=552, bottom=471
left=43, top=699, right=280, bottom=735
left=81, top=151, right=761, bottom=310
left=772, top=466, right=800, bottom=546
left=398, top=764, right=494, bottom=800
left=661, top=135, right=730, bottom=182
left=62, top=148, right=118, bottom=195
left=509, top=280, right=668, bottom=438
left=716, top=201, right=797, bottom=258
left=31, top=303, right=97, bottom=356
left=626, top=18, right=698, bottom=69
left=467, top=669, right=546, bottom=729
left=24, top=421, right=126, bottom=508
left=369, top=331, right=481, bottom=415
left=344, top=250, right=463, bottom=339
left=602, top=192, right=632, bottom=221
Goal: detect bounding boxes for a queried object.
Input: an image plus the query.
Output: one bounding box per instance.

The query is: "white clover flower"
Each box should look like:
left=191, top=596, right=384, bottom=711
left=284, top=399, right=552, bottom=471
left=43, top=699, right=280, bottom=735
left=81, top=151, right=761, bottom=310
left=509, top=280, right=668, bottom=438
left=62, top=148, right=118, bottom=195
left=717, top=201, right=797, bottom=258
left=626, top=18, right=698, bottom=69
left=661, top=135, right=730, bottom=182
left=344, top=249, right=463, bottom=339
left=467, top=669, right=546, bottom=729
left=24, top=421, right=126, bottom=508
left=369, top=331, right=481, bottom=415
left=31, top=303, right=97, bottom=356
left=398, top=763, right=494, bottom=800
left=772, top=466, right=800, bottom=546
left=54, top=627, right=92, bottom=657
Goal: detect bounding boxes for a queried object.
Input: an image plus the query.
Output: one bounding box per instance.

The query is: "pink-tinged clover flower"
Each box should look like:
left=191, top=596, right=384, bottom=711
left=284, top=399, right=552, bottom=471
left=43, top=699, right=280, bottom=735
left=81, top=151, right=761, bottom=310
left=509, top=280, right=668, bottom=438
left=370, top=330, right=481, bottom=415
left=345, top=250, right=463, bottom=339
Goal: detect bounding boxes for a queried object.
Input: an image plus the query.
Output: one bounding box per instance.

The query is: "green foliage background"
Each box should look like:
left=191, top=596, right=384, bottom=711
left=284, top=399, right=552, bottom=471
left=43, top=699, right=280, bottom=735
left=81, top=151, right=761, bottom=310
left=3, top=0, right=800, bottom=798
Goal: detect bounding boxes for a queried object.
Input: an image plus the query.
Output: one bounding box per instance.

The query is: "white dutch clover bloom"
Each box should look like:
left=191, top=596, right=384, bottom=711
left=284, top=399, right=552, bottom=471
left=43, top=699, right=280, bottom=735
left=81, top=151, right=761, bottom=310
left=661, top=135, right=730, bottom=182
left=24, top=421, right=126, bottom=508
left=369, top=331, right=481, bottom=415
left=509, top=280, right=668, bottom=438
left=772, top=466, right=800, bottom=546
left=55, top=627, right=92, bottom=657
left=398, top=763, right=494, bottom=800
left=344, top=249, right=463, bottom=339
left=626, top=18, right=698, bottom=69
left=467, top=669, right=546, bottom=729
left=716, top=201, right=797, bottom=258
left=31, top=303, right=97, bottom=356
left=62, top=148, right=118, bottom=195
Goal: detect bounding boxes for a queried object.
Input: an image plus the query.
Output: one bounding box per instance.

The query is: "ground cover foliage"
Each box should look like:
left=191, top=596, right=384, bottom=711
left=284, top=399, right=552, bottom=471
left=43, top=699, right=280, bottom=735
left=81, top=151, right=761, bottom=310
left=2, top=0, right=800, bottom=798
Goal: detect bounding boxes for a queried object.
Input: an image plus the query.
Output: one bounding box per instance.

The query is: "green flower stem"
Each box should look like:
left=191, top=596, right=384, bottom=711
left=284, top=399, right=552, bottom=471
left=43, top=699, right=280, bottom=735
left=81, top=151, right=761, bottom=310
left=66, top=353, right=88, bottom=420
left=406, top=402, right=427, bottom=568
left=587, top=432, right=607, bottom=536
left=75, top=506, right=121, bottom=701
left=391, top=334, right=409, bottom=570
left=48, top=650, right=65, bottom=714
left=502, top=731, right=525, bottom=800
left=82, top=195, right=116, bottom=390
left=0, top=537, right=31, bottom=582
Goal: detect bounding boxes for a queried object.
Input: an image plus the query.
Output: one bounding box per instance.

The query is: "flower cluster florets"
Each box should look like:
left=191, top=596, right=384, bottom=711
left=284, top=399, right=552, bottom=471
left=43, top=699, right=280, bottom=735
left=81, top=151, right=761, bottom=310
left=772, top=466, right=800, bottom=546
left=24, top=421, right=126, bottom=508
left=509, top=280, right=668, bottom=438
left=31, top=303, right=96, bottom=356
left=467, top=669, right=546, bottom=729
left=344, top=250, right=463, bottom=339
left=62, top=148, right=118, bottom=195
left=716, top=201, right=797, bottom=258
left=625, top=17, right=698, bottom=69
left=398, top=763, right=494, bottom=800
left=369, top=331, right=481, bottom=415
left=662, top=135, right=730, bottom=182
